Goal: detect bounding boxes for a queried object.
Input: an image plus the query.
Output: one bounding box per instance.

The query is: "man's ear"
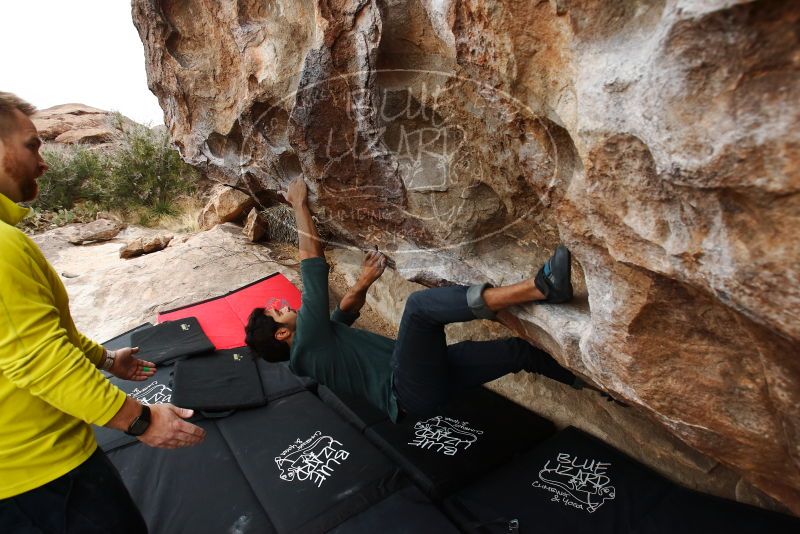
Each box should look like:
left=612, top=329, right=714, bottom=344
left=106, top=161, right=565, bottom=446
left=275, top=327, right=290, bottom=342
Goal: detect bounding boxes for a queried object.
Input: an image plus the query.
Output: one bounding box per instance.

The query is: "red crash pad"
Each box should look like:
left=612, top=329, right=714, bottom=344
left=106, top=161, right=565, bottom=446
left=157, top=273, right=302, bottom=349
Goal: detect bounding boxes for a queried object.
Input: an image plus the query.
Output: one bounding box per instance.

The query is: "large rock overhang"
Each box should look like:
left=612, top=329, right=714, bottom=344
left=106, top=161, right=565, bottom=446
left=132, top=0, right=800, bottom=513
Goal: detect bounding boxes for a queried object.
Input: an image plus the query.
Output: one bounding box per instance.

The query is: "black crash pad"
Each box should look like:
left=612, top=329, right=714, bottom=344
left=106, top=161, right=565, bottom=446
left=256, top=356, right=311, bottom=401
left=443, top=426, right=675, bottom=533
left=102, top=322, right=154, bottom=351
left=317, top=384, right=389, bottom=432
left=171, top=348, right=311, bottom=413
left=365, top=386, right=556, bottom=499
left=92, top=365, right=177, bottom=452
left=637, top=483, right=800, bottom=534
left=328, top=485, right=460, bottom=534
left=172, top=348, right=267, bottom=412
left=107, top=420, right=276, bottom=534
left=130, top=317, right=214, bottom=366
left=93, top=348, right=312, bottom=452
left=216, top=391, right=403, bottom=533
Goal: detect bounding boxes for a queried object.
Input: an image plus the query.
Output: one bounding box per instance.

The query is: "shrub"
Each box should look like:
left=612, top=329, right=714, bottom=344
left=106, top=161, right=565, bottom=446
left=30, top=117, right=199, bottom=226
left=36, top=145, right=107, bottom=211
left=105, top=124, right=197, bottom=212
left=20, top=203, right=101, bottom=234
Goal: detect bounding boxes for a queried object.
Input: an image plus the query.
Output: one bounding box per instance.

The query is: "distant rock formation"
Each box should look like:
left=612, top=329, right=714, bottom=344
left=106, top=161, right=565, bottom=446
left=32, top=103, right=140, bottom=149
left=131, top=0, right=800, bottom=513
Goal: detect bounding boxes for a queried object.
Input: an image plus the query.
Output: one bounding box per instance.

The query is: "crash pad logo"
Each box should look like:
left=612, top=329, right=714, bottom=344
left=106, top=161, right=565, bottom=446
left=408, top=416, right=483, bottom=456
left=532, top=453, right=616, bottom=513
left=275, top=431, right=350, bottom=488
left=130, top=381, right=172, bottom=405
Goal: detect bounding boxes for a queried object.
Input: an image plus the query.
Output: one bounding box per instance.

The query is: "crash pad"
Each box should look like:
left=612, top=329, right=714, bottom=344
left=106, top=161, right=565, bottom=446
left=157, top=273, right=301, bottom=350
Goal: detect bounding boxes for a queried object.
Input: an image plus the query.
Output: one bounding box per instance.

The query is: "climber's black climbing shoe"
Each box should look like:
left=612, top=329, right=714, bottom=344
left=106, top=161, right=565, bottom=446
left=534, top=245, right=573, bottom=303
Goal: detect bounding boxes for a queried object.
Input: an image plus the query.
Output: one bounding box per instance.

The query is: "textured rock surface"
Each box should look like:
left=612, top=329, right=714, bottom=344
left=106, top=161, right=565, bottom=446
left=67, top=219, right=125, bottom=245
left=132, top=0, right=800, bottom=512
left=119, top=233, right=174, bottom=258
left=197, top=184, right=255, bottom=230
left=242, top=208, right=268, bottom=242
left=34, top=223, right=299, bottom=342
left=32, top=103, right=139, bottom=148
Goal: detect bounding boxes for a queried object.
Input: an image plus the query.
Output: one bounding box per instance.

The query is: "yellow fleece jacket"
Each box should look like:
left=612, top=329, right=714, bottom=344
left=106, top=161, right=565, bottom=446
left=0, top=193, right=126, bottom=498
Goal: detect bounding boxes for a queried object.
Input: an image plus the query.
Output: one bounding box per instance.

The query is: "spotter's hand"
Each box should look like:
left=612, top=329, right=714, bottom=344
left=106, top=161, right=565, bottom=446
left=110, top=347, right=156, bottom=381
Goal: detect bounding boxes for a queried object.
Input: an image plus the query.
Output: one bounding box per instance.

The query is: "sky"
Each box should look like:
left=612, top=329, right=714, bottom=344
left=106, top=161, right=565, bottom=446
left=0, top=1, right=164, bottom=125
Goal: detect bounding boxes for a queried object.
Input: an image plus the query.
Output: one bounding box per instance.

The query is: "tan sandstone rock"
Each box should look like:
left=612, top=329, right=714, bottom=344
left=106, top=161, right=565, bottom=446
left=54, top=127, right=118, bottom=145
left=67, top=219, right=125, bottom=245
left=243, top=208, right=268, bottom=242
left=32, top=103, right=140, bottom=149
left=197, top=184, right=255, bottom=230
left=119, top=234, right=173, bottom=259
left=133, top=0, right=800, bottom=513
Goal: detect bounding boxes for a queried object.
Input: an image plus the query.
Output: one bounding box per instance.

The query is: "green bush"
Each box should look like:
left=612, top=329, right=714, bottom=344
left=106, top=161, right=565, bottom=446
left=36, top=145, right=107, bottom=211
left=31, top=119, right=198, bottom=224
left=105, top=124, right=197, bottom=211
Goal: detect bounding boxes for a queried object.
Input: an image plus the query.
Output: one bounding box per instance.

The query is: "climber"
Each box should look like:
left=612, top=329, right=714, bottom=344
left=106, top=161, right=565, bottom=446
left=0, top=92, right=205, bottom=533
left=245, top=176, right=581, bottom=420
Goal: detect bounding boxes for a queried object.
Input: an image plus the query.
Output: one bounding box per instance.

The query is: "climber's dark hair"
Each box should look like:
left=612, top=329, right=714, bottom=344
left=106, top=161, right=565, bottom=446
left=245, top=308, right=290, bottom=363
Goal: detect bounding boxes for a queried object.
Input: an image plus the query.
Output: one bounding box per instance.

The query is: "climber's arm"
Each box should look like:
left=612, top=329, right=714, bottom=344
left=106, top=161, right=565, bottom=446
left=282, top=176, right=324, bottom=260
left=332, top=250, right=387, bottom=325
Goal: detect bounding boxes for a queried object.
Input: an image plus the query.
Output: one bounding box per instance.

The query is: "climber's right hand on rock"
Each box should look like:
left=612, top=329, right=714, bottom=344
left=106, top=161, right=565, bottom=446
left=358, top=249, right=387, bottom=287
left=280, top=176, right=309, bottom=209
left=138, top=403, right=206, bottom=449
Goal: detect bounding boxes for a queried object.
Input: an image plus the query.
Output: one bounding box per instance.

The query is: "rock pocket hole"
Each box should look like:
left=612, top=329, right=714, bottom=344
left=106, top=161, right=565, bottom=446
left=205, top=121, right=244, bottom=167
left=250, top=102, right=290, bottom=149
left=277, top=152, right=302, bottom=181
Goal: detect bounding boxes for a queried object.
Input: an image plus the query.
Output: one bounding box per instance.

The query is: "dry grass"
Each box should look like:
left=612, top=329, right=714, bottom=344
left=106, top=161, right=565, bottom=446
left=155, top=196, right=205, bottom=233
left=87, top=195, right=204, bottom=233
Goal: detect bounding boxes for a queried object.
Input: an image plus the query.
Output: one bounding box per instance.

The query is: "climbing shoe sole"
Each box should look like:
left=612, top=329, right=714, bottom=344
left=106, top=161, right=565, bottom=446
left=534, top=245, right=573, bottom=303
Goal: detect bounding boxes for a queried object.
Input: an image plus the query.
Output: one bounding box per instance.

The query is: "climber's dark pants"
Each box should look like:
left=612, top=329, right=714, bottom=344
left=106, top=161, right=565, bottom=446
left=390, top=285, right=576, bottom=416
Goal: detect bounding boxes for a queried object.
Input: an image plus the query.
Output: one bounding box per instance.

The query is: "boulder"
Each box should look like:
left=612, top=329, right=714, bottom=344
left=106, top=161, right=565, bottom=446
left=32, top=103, right=110, bottom=141
left=32, top=103, right=140, bottom=148
left=197, top=184, right=254, bottom=230
left=67, top=219, right=124, bottom=245
left=132, top=0, right=800, bottom=513
left=119, top=233, right=173, bottom=259
left=54, top=127, right=117, bottom=145
left=242, top=208, right=267, bottom=242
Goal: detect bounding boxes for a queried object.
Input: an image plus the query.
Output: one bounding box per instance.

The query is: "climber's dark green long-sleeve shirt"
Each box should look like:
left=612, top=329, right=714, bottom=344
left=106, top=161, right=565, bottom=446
left=289, top=257, right=399, bottom=421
